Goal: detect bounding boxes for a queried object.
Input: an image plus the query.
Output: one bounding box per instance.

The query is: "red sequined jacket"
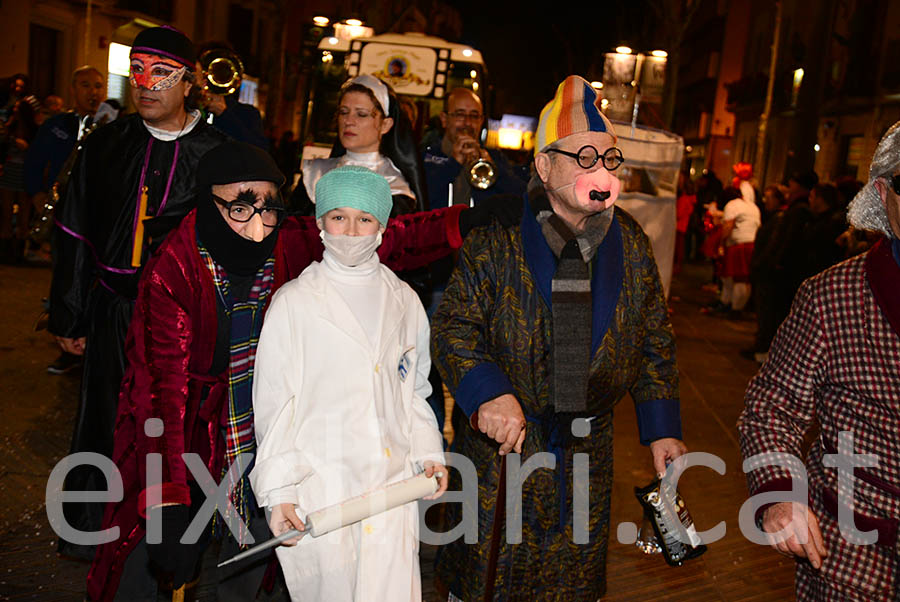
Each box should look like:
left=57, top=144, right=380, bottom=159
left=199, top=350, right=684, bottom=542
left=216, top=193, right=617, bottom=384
left=86, top=205, right=464, bottom=601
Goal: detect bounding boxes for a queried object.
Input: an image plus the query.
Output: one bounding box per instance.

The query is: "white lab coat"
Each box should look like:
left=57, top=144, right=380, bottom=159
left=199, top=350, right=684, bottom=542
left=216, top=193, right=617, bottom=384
left=250, top=259, right=444, bottom=602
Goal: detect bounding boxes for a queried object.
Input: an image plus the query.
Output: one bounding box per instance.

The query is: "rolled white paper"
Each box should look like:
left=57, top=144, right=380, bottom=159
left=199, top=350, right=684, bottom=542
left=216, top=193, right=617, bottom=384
left=218, top=472, right=442, bottom=568
left=306, top=472, right=438, bottom=537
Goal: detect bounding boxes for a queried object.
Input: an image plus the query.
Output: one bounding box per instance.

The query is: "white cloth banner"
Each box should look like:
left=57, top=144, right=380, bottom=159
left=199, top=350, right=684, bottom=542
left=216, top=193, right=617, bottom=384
left=612, top=122, right=684, bottom=297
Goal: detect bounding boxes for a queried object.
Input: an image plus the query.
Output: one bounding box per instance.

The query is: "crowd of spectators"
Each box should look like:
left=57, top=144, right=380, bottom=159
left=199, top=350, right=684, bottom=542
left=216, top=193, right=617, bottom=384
left=673, top=163, right=866, bottom=363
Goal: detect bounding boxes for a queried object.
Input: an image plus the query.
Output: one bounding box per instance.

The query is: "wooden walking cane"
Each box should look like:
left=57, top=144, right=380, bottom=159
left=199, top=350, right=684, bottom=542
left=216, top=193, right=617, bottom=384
left=483, top=454, right=507, bottom=602
left=472, top=407, right=518, bottom=602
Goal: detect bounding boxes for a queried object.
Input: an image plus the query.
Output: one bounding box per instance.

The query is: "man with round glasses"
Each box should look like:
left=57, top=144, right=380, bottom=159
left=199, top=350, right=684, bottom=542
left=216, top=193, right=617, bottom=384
left=545, top=144, right=625, bottom=171
left=431, top=75, right=685, bottom=600
left=739, top=120, right=900, bottom=600
left=87, top=141, right=476, bottom=600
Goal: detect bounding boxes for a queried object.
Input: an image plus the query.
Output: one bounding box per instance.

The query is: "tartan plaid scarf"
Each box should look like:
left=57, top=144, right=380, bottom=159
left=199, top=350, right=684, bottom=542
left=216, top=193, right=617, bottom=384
left=529, top=183, right=614, bottom=413
left=198, top=241, right=275, bottom=536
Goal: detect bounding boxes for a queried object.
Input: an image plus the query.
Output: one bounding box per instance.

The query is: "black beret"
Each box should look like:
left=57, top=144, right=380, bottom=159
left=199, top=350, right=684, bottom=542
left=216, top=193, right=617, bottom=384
left=131, top=26, right=196, bottom=70
left=197, top=141, right=286, bottom=190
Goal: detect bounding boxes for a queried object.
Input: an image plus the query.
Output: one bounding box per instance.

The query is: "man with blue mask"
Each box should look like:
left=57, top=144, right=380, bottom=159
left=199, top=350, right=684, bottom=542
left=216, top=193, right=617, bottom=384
left=432, top=75, right=685, bottom=600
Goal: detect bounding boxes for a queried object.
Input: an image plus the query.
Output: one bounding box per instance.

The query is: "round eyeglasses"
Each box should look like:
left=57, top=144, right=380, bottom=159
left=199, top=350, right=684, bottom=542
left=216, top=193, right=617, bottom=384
left=545, top=145, right=625, bottom=171
left=213, top=194, right=286, bottom=228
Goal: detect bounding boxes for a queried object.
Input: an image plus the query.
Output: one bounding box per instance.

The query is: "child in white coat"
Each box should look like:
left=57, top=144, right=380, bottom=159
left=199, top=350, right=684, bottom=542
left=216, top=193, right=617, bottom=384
left=250, top=165, right=448, bottom=601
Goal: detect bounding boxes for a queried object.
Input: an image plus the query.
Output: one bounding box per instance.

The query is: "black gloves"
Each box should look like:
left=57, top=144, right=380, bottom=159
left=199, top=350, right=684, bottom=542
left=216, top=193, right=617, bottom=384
left=145, top=504, right=201, bottom=589
left=457, top=194, right=524, bottom=238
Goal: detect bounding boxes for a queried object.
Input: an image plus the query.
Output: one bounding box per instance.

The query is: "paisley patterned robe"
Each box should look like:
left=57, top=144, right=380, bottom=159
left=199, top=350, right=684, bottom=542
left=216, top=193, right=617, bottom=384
left=431, top=196, right=682, bottom=601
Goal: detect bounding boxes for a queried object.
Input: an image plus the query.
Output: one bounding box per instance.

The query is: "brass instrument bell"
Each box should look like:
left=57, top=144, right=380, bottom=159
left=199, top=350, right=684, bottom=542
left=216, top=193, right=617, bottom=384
left=199, top=48, right=244, bottom=96
left=465, top=157, right=496, bottom=190
left=461, top=138, right=497, bottom=190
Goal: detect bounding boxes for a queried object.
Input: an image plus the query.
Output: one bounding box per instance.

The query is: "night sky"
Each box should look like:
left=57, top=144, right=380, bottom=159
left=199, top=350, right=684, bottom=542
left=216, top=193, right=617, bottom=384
left=453, top=1, right=659, bottom=118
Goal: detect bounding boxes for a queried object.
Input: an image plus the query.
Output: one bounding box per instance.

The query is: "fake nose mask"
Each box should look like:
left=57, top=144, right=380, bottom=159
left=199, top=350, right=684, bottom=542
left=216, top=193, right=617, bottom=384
left=129, top=53, right=188, bottom=91
left=553, top=167, right=622, bottom=211
left=576, top=166, right=621, bottom=210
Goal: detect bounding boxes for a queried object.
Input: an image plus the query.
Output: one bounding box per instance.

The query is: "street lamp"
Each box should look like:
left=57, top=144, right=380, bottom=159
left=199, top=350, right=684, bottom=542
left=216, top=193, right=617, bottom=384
left=334, top=18, right=373, bottom=40
left=601, top=46, right=668, bottom=125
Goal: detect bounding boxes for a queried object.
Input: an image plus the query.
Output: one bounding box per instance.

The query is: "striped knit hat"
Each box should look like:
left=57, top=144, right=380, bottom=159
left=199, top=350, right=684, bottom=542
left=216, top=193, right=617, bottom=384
left=535, top=75, right=616, bottom=156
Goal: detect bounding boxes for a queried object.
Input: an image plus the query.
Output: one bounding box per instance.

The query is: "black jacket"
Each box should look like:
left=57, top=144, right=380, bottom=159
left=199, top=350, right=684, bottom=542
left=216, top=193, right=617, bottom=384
left=50, top=113, right=226, bottom=337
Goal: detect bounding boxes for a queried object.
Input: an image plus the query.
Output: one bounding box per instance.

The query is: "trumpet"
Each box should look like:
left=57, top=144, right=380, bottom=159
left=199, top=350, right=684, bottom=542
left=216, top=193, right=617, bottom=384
left=466, top=157, right=497, bottom=190
left=199, top=48, right=244, bottom=96
left=460, top=138, right=498, bottom=190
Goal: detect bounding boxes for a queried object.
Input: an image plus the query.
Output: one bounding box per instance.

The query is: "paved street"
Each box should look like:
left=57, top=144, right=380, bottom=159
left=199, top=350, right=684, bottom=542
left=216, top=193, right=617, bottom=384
left=0, top=259, right=795, bottom=601
left=0, top=263, right=87, bottom=600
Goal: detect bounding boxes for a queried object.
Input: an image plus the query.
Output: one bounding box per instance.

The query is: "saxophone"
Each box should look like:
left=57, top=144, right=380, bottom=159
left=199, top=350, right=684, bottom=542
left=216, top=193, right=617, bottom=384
left=30, top=112, right=108, bottom=245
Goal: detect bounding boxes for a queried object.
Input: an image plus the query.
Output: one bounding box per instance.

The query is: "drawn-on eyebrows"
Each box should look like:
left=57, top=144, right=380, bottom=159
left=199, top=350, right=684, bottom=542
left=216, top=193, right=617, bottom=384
left=234, top=189, right=281, bottom=206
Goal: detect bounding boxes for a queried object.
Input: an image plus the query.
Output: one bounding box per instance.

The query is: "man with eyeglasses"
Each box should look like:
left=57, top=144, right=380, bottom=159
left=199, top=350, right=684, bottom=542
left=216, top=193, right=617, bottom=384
left=86, top=142, right=287, bottom=600
left=420, top=88, right=527, bottom=437
left=739, top=120, right=900, bottom=600
left=422, top=87, right=525, bottom=208
left=431, top=75, right=685, bottom=601
left=87, top=142, right=473, bottom=600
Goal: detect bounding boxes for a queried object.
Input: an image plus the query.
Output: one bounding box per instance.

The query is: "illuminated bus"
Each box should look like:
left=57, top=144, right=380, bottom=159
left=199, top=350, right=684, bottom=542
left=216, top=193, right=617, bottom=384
left=301, top=32, right=487, bottom=161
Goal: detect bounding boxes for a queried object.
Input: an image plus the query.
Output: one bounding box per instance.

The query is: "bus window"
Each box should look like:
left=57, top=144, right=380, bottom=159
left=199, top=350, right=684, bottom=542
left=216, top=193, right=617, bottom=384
left=446, top=62, right=484, bottom=96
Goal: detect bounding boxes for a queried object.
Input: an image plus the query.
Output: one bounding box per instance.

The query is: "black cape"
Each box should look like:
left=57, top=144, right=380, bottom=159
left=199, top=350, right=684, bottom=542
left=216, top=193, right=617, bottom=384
left=49, top=113, right=226, bottom=558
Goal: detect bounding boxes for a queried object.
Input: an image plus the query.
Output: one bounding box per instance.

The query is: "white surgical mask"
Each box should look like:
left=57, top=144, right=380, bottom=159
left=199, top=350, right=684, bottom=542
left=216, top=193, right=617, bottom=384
left=320, top=230, right=383, bottom=267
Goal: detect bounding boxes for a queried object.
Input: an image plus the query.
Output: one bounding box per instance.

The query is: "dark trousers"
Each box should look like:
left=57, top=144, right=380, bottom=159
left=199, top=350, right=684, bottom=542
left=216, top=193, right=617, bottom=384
left=116, top=509, right=286, bottom=601
left=753, top=272, right=799, bottom=352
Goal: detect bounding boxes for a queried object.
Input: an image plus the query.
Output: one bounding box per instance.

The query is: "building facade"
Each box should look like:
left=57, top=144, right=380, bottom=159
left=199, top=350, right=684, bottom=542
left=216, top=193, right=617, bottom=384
left=672, top=0, right=900, bottom=188
left=726, top=0, right=900, bottom=187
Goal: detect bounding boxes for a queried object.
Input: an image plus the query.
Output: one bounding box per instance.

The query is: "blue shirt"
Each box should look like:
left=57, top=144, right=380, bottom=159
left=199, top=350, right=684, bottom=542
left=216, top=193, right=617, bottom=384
left=24, top=112, right=82, bottom=196
left=208, top=97, right=268, bottom=151
left=422, top=142, right=525, bottom=210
